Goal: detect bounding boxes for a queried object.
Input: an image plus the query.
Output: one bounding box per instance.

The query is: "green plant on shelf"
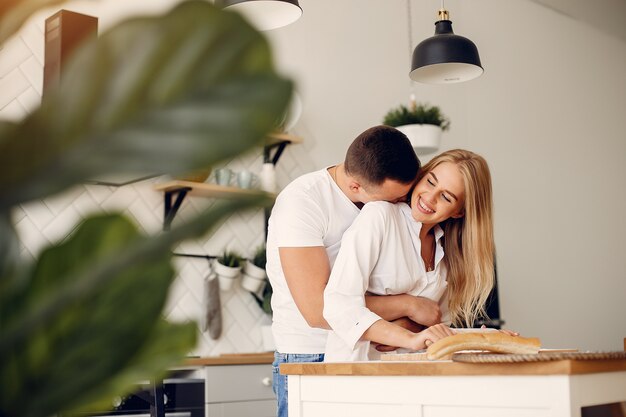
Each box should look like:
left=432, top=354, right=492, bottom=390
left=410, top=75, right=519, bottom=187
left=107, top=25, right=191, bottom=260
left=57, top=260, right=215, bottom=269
left=218, top=250, right=243, bottom=268
left=252, top=245, right=267, bottom=269
left=383, top=102, right=450, bottom=131
left=261, top=281, right=273, bottom=316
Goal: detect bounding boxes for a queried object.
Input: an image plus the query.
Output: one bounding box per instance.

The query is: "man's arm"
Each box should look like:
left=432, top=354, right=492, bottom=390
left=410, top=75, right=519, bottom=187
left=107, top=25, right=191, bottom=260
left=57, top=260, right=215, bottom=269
left=365, top=294, right=442, bottom=326
left=279, top=246, right=331, bottom=329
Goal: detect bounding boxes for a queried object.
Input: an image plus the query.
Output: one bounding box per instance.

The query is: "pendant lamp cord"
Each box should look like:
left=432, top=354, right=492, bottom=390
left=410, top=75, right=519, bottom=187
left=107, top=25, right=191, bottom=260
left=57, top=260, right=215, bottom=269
left=406, top=0, right=417, bottom=108
left=406, top=0, right=413, bottom=60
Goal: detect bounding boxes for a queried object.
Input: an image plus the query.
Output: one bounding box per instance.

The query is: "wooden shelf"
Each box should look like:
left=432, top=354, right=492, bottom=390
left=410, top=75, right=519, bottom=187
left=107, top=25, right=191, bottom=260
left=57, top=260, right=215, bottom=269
left=156, top=133, right=300, bottom=230
left=267, top=132, right=302, bottom=145
left=154, top=180, right=276, bottom=199
left=184, top=352, right=274, bottom=366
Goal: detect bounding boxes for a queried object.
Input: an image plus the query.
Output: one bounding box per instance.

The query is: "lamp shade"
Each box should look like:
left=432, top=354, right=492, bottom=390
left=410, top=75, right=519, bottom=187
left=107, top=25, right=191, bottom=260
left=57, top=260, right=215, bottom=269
left=220, top=0, right=302, bottom=31
left=410, top=18, right=483, bottom=84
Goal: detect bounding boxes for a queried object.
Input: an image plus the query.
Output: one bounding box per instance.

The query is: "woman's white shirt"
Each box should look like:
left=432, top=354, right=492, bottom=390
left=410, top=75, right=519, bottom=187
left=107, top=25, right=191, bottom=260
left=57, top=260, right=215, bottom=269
left=323, top=201, right=449, bottom=362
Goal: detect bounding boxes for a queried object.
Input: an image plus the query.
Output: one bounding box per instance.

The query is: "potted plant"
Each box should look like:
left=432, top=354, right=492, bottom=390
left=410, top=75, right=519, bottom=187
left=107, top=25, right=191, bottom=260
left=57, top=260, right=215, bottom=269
left=383, top=99, right=450, bottom=154
left=215, top=250, right=243, bottom=291
left=242, top=245, right=267, bottom=292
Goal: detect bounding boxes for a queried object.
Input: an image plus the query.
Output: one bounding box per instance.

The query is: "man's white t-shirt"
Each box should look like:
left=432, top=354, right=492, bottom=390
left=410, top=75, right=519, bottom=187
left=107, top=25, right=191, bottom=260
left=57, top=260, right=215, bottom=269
left=266, top=167, right=360, bottom=354
left=323, top=201, right=450, bottom=362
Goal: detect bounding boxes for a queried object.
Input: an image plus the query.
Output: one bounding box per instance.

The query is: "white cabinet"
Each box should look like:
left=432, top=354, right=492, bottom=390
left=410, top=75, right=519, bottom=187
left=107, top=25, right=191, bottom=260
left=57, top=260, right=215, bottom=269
left=204, top=364, right=276, bottom=417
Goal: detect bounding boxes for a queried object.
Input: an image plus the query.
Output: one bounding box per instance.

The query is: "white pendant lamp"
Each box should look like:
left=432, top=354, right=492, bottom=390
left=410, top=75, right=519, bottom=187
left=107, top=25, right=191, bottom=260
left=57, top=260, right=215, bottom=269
left=220, top=0, right=302, bottom=31
left=409, top=1, right=483, bottom=84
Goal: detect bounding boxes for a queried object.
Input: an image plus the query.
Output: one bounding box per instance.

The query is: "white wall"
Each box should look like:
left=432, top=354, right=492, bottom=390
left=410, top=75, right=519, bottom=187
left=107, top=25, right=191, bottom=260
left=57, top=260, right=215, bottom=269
left=265, top=0, right=626, bottom=350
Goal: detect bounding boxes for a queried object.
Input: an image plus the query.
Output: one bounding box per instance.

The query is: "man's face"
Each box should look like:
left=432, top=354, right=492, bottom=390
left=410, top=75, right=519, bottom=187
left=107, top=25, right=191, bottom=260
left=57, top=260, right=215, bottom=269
left=356, top=178, right=414, bottom=204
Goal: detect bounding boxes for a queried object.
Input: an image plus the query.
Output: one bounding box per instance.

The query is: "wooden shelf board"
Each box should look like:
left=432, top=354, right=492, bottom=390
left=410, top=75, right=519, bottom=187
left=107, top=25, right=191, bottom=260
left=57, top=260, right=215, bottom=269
left=267, top=132, right=302, bottom=145
left=184, top=352, right=274, bottom=366
left=154, top=180, right=276, bottom=199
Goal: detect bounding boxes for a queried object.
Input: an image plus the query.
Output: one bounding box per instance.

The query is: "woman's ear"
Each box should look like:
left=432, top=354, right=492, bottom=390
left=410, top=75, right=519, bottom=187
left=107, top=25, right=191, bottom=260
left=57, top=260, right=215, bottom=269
left=451, top=209, right=465, bottom=219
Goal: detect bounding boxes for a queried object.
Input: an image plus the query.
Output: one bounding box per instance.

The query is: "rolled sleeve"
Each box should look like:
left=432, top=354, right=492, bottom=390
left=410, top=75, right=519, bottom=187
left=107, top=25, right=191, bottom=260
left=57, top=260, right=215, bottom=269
left=327, top=305, right=382, bottom=350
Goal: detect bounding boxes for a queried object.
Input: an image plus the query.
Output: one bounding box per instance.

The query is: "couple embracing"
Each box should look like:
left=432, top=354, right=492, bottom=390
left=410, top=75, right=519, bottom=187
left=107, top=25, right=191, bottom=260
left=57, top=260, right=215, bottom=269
left=266, top=125, right=495, bottom=417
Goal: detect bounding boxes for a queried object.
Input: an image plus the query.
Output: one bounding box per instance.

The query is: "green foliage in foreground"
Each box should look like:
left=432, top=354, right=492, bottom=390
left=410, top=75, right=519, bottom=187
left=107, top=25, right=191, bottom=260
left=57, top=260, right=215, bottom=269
left=0, top=1, right=290, bottom=416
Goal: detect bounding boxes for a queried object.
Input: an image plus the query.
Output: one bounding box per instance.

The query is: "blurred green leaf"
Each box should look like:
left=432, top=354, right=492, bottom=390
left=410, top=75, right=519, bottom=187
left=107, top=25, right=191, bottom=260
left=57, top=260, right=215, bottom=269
left=1, top=213, right=175, bottom=417
left=0, top=0, right=291, bottom=209
left=0, top=1, right=288, bottom=416
left=0, top=210, right=19, bottom=280
left=69, top=319, right=197, bottom=415
left=0, top=193, right=273, bottom=416
left=1, top=193, right=272, bottom=356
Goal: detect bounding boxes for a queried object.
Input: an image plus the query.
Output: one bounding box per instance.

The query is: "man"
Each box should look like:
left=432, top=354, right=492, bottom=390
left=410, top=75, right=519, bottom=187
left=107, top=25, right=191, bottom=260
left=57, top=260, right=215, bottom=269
left=266, top=125, right=442, bottom=417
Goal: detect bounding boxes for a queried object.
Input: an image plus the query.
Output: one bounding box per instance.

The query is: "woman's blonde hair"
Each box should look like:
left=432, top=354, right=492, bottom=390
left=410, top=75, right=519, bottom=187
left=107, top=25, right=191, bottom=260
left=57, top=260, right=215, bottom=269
left=419, top=149, right=495, bottom=327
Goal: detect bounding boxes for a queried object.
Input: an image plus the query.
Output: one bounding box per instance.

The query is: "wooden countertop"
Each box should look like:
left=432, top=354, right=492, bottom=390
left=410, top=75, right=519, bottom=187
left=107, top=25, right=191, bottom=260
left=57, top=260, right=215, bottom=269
left=281, top=359, right=626, bottom=376
left=183, top=352, right=274, bottom=366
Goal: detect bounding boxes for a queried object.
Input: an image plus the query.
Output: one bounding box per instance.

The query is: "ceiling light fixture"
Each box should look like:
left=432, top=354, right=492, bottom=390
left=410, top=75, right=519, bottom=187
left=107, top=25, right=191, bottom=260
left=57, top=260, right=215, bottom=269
left=219, top=0, right=302, bottom=31
left=409, top=0, right=483, bottom=84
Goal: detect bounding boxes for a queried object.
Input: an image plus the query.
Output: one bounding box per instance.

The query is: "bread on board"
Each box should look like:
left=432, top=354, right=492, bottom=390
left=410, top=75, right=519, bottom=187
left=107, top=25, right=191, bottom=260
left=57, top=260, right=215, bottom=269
left=426, top=332, right=541, bottom=360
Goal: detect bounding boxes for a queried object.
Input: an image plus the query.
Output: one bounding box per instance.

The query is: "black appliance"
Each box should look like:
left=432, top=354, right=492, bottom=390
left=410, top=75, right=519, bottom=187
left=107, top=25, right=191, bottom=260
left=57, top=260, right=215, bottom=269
left=68, top=374, right=204, bottom=417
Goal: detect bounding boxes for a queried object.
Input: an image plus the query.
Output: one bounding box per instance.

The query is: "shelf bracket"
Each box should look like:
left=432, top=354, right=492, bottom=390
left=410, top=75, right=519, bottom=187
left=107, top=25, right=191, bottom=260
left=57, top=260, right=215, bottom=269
left=163, top=187, right=191, bottom=231
left=173, top=253, right=216, bottom=260
left=264, top=140, right=289, bottom=165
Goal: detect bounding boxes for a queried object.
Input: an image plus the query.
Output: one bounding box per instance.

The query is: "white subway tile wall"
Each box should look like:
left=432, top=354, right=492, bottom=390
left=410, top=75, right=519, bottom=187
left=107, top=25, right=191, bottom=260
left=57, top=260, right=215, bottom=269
left=2, top=20, right=315, bottom=356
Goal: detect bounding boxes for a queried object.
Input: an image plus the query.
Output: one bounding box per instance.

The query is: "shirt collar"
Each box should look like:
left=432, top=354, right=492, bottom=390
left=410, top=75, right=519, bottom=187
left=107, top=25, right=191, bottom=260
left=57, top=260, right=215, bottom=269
left=433, top=224, right=444, bottom=242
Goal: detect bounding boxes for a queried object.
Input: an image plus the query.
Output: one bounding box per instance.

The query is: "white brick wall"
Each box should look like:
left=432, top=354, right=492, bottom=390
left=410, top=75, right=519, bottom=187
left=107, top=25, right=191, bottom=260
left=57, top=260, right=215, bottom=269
left=2, top=17, right=316, bottom=356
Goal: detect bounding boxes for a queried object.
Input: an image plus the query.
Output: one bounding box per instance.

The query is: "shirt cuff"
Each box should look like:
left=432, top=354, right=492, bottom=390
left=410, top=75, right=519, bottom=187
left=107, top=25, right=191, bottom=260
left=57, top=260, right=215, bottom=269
left=340, top=310, right=382, bottom=351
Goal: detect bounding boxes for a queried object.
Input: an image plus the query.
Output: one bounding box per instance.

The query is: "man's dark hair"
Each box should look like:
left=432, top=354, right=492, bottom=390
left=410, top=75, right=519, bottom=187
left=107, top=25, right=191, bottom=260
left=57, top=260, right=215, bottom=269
left=344, top=125, right=420, bottom=186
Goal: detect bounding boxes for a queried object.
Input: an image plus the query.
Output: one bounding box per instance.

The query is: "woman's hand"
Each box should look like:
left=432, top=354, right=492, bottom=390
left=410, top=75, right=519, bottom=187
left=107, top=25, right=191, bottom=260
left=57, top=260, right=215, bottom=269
left=480, top=324, right=519, bottom=336
left=374, top=317, right=425, bottom=352
left=409, top=323, right=456, bottom=351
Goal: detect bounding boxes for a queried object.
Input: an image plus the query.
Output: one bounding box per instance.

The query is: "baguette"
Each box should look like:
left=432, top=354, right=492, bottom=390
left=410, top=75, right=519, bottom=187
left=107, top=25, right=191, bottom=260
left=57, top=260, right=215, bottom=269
left=426, top=332, right=541, bottom=360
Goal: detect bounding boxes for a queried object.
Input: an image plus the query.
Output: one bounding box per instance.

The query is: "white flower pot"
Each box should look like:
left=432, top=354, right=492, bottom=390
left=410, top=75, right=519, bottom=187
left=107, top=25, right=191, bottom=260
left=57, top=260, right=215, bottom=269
left=396, top=124, right=442, bottom=154
left=244, top=260, right=266, bottom=279
left=214, top=261, right=241, bottom=291
left=241, top=261, right=266, bottom=292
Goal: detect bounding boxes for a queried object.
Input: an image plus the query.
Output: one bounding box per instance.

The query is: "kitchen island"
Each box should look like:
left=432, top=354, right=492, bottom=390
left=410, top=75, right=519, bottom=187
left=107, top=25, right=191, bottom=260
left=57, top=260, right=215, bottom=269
left=281, top=357, right=626, bottom=417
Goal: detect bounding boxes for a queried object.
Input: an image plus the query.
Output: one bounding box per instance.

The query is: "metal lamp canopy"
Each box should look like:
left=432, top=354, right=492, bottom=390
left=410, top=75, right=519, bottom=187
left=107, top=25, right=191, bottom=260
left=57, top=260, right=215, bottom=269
left=410, top=8, right=483, bottom=84
left=220, top=0, right=302, bottom=31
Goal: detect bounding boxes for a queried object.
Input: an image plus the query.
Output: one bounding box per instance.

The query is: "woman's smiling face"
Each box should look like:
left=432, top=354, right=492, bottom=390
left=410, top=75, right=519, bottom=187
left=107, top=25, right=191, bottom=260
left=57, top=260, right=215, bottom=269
left=410, top=162, right=466, bottom=225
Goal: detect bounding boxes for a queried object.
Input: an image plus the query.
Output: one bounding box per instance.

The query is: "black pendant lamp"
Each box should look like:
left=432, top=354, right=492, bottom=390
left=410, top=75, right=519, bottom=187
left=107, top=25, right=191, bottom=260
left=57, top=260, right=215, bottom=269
left=410, top=7, right=483, bottom=84
left=220, top=0, right=302, bottom=31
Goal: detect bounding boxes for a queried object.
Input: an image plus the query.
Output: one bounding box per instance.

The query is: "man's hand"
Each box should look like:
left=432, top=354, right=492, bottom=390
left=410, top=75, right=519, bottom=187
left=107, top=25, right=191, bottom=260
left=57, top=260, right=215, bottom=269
left=405, top=296, right=442, bottom=327
left=391, top=317, right=425, bottom=333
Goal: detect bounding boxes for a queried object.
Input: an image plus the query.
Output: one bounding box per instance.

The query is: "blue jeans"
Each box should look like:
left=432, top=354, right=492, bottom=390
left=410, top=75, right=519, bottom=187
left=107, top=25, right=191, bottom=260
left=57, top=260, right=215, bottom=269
left=272, top=352, right=324, bottom=417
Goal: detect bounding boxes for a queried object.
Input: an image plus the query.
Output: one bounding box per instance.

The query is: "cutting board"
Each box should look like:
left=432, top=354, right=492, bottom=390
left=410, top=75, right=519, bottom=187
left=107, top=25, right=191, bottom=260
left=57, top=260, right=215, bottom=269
left=380, top=349, right=578, bottom=362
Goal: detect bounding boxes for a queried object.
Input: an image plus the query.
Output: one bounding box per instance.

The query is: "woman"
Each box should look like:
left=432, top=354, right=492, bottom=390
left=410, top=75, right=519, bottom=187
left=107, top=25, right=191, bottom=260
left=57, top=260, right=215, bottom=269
left=323, top=149, right=495, bottom=361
